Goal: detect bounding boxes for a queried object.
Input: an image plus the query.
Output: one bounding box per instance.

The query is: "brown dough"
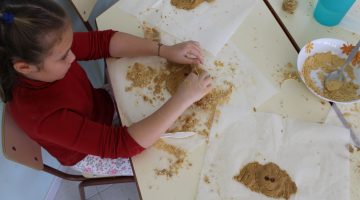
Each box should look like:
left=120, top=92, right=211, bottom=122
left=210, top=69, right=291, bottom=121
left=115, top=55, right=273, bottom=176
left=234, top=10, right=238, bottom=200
left=171, top=0, right=214, bottom=10
left=282, top=0, right=298, bottom=14
left=165, top=63, right=203, bottom=95
left=234, top=162, right=297, bottom=200
left=143, top=24, right=160, bottom=42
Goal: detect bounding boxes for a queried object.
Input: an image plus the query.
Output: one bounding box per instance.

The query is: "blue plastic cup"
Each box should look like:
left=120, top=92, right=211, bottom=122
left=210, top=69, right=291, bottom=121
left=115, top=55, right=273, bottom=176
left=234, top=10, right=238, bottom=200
left=313, top=0, right=356, bottom=27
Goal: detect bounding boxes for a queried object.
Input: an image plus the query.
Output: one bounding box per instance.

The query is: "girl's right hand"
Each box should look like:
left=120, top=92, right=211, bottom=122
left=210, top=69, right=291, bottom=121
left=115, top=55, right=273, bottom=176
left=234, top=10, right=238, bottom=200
left=174, top=71, right=213, bottom=105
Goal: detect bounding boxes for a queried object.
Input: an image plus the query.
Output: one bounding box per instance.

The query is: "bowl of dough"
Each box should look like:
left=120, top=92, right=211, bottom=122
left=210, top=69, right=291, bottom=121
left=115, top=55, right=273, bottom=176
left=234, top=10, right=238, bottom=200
left=297, top=38, right=360, bottom=103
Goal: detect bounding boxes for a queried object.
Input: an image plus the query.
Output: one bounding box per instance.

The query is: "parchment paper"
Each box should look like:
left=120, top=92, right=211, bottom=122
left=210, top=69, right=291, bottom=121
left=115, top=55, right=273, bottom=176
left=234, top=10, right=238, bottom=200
left=117, top=0, right=256, bottom=55
left=197, top=112, right=350, bottom=200
left=106, top=32, right=277, bottom=142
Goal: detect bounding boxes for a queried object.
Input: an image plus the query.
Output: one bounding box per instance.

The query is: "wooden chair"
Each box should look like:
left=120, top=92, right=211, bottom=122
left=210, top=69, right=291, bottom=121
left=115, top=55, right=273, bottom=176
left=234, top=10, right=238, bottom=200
left=1, top=104, right=135, bottom=200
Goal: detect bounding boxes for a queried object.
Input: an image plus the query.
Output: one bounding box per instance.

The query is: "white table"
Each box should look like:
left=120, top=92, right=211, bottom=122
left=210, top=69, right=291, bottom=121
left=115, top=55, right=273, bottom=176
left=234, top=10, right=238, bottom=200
left=96, top=0, right=359, bottom=199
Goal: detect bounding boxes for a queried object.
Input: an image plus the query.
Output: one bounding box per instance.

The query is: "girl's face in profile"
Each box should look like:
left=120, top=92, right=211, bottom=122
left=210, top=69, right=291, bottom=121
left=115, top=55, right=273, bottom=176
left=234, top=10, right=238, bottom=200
left=39, top=24, right=75, bottom=82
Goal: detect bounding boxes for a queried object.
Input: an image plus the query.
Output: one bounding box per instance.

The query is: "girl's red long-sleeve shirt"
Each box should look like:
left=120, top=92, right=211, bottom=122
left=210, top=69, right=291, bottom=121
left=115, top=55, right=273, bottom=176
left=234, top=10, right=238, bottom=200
left=9, top=30, right=145, bottom=166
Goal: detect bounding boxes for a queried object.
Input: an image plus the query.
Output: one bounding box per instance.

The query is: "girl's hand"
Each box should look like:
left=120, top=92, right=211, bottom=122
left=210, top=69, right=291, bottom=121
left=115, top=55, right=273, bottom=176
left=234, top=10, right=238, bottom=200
left=173, top=71, right=213, bottom=105
left=160, top=41, right=204, bottom=64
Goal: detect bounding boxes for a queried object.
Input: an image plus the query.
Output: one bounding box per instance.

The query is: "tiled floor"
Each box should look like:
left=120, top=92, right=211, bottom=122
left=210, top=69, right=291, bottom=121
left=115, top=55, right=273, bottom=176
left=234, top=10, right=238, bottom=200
left=53, top=169, right=140, bottom=200
left=54, top=180, right=140, bottom=200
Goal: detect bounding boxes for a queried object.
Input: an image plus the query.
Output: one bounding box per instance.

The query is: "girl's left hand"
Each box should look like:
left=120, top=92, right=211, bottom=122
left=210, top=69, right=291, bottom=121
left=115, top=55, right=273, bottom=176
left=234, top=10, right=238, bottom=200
left=160, top=41, right=204, bottom=64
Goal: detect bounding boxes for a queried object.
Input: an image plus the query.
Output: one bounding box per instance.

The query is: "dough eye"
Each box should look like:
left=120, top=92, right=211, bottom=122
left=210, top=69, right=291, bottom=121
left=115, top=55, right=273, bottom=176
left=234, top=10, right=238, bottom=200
left=264, top=176, right=275, bottom=182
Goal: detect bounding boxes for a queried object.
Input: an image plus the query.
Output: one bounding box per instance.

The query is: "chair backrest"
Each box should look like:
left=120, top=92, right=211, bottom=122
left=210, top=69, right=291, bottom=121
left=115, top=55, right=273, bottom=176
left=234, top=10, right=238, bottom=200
left=2, top=104, right=43, bottom=170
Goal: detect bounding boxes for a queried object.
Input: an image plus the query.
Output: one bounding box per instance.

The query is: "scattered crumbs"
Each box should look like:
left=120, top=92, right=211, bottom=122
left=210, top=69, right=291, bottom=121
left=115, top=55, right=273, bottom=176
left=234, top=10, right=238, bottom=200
left=282, top=71, right=299, bottom=83
left=142, top=23, right=160, bottom=42
left=142, top=95, right=153, bottom=105
left=343, top=112, right=351, bottom=118
left=272, top=63, right=300, bottom=86
left=195, top=82, right=234, bottom=110
left=320, top=100, right=326, bottom=105
left=214, top=60, right=224, bottom=68
left=168, top=112, right=198, bottom=133
left=154, top=139, right=187, bottom=179
left=282, top=0, right=298, bottom=14
left=126, top=62, right=156, bottom=88
left=280, top=100, right=284, bottom=108
left=204, top=175, right=211, bottom=184
left=126, top=62, right=169, bottom=104
left=199, top=129, right=209, bottom=137
left=125, top=86, right=132, bottom=92
left=348, top=144, right=354, bottom=153
left=286, top=62, right=294, bottom=69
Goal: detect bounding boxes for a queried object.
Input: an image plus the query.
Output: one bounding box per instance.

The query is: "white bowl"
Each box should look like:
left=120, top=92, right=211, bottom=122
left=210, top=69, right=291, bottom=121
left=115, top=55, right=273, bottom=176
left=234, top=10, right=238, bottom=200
left=297, top=38, right=360, bottom=104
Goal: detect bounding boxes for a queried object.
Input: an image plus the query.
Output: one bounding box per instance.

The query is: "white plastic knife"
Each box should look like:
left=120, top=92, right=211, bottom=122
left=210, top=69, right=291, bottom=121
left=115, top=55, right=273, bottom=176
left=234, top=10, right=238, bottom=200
left=160, top=132, right=196, bottom=139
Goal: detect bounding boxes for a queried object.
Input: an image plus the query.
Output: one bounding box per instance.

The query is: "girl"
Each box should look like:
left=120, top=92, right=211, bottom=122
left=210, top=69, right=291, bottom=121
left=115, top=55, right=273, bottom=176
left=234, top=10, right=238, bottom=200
left=0, top=0, right=212, bottom=176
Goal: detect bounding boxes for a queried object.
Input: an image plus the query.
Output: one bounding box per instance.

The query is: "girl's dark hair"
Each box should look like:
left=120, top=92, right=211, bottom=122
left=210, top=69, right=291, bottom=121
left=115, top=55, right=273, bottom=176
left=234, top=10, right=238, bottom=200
left=0, top=0, right=69, bottom=102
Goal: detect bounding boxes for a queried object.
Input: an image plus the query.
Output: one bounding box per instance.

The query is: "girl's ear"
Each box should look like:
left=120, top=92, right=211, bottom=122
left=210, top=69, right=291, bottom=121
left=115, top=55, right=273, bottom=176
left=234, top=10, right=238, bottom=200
left=13, top=61, right=38, bottom=74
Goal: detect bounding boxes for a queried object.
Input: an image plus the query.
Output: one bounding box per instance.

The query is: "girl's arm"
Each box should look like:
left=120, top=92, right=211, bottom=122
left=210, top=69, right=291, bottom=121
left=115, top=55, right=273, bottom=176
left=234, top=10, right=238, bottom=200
left=109, top=32, right=204, bottom=64
left=127, top=71, right=212, bottom=148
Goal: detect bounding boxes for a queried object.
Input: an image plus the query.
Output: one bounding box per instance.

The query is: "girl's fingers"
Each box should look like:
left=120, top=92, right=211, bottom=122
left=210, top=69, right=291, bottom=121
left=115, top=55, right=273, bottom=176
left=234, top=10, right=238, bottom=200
left=185, top=52, right=202, bottom=64
left=185, top=57, right=201, bottom=64
left=199, top=71, right=210, bottom=80
left=204, top=83, right=213, bottom=94
left=190, top=43, right=202, bottom=55
left=189, top=44, right=203, bottom=62
left=202, top=74, right=212, bottom=88
left=187, top=49, right=204, bottom=64
left=203, top=73, right=211, bottom=80
left=189, top=40, right=201, bottom=47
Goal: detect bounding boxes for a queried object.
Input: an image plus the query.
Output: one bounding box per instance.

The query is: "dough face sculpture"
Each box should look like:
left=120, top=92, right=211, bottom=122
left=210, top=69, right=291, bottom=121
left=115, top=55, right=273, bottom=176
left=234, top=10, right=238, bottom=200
left=234, top=162, right=297, bottom=200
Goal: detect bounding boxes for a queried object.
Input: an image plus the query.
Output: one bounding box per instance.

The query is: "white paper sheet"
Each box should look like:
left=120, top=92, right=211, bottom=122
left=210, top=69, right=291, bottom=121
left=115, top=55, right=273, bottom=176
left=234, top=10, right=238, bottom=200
left=117, top=0, right=256, bottom=56
left=197, top=112, right=350, bottom=200
left=107, top=27, right=277, bottom=134
left=335, top=103, right=360, bottom=139
left=340, top=0, right=360, bottom=35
